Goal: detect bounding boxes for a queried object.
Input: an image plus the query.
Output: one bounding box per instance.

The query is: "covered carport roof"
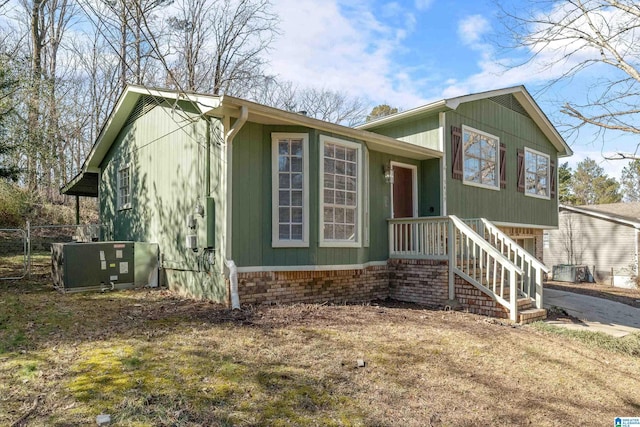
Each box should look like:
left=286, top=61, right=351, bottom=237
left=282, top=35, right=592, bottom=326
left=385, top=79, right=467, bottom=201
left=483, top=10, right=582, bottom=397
left=61, top=171, right=99, bottom=197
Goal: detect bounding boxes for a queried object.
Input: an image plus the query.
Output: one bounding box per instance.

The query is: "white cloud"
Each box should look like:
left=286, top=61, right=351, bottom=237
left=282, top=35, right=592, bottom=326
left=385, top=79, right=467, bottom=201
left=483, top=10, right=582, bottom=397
left=457, top=14, right=490, bottom=46
left=268, top=0, right=428, bottom=108
left=414, top=0, right=434, bottom=11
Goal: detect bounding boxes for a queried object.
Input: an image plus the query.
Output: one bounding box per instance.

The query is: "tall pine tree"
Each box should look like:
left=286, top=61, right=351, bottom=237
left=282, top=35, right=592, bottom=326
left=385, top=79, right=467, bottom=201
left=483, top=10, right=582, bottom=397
left=572, top=158, right=621, bottom=205
left=621, top=159, right=640, bottom=202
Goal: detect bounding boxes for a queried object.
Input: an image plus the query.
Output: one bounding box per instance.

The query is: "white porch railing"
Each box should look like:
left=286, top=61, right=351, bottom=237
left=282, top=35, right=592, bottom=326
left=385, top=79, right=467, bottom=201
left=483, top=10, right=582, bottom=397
left=388, top=216, right=449, bottom=259
left=477, top=219, right=549, bottom=310
left=388, top=215, right=530, bottom=322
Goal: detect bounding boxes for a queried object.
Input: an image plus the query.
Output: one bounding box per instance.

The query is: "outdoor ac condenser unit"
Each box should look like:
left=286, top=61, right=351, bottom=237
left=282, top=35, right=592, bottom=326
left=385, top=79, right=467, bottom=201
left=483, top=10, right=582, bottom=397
left=51, top=241, right=159, bottom=293
left=552, top=264, right=591, bottom=283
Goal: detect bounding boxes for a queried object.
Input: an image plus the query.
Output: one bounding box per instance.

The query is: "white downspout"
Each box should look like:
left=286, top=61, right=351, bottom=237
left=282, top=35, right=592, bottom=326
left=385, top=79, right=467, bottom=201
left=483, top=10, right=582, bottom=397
left=224, top=105, right=248, bottom=310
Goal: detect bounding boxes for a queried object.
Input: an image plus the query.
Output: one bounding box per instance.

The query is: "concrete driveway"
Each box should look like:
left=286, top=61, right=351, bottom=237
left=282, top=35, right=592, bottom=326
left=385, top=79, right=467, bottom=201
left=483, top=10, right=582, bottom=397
left=544, top=288, right=640, bottom=337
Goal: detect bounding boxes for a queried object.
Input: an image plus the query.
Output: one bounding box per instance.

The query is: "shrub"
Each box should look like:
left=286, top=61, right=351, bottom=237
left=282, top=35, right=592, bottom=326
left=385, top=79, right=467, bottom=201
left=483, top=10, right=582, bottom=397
left=0, top=180, right=29, bottom=226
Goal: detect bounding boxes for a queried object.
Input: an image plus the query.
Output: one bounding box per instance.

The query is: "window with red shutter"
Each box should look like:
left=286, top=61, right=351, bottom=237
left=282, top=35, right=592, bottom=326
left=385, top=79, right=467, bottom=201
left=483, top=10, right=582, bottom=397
left=517, top=149, right=525, bottom=193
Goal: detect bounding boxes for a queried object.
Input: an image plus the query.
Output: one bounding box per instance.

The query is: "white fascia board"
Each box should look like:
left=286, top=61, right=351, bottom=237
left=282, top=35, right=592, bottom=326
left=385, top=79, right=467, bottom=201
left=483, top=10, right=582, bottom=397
left=218, top=96, right=443, bottom=160
left=355, top=100, right=448, bottom=130
left=85, top=85, right=221, bottom=170
left=356, top=85, right=573, bottom=158
left=491, top=220, right=557, bottom=230
left=560, top=204, right=640, bottom=229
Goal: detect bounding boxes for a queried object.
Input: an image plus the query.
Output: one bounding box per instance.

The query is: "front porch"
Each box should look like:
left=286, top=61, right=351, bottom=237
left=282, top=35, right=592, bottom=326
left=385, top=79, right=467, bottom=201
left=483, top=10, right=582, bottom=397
left=388, top=216, right=549, bottom=323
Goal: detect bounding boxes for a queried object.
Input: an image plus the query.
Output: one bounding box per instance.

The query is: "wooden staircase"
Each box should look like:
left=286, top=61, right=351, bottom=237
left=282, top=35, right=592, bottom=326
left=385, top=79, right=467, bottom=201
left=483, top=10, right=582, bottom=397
left=388, top=215, right=549, bottom=324
left=450, top=216, right=549, bottom=324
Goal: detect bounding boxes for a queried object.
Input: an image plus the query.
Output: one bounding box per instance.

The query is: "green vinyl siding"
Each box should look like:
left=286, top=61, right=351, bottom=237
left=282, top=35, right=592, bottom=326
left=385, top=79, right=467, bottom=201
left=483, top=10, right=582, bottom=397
left=364, top=114, right=441, bottom=151
left=99, top=99, right=227, bottom=301
left=420, top=158, right=441, bottom=217
left=230, top=122, right=422, bottom=267
left=444, top=97, right=559, bottom=226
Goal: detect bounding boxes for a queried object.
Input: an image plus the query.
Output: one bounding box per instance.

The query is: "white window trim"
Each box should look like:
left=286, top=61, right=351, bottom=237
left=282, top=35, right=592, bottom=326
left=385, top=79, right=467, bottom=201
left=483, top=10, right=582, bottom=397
left=363, top=145, right=370, bottom=248
left=117, top=163, right=132, bottom=211
left=389, top=161, right=418, bottom=219
left=461, top=125, right=500, bottom=191
left=319, top=135, right=363, bottom=248
left=271, top=132, right=310, bottom=248
left=524, top=147, right=551, bottom=200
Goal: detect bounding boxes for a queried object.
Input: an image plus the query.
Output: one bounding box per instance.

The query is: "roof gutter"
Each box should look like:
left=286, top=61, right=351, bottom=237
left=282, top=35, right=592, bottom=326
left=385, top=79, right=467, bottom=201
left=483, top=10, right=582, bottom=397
left=356, top=100, right=449, bottom=130
left=219, top=96, right=442, bottom=159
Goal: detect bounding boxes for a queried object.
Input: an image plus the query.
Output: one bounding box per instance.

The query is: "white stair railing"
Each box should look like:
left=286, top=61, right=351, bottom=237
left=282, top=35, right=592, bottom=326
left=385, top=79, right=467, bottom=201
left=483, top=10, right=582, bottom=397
left=479, top=219, right=549, bottom=309
left=449, top=216, right=523, bottom=321
left=388, top=216, right=534, bottom=321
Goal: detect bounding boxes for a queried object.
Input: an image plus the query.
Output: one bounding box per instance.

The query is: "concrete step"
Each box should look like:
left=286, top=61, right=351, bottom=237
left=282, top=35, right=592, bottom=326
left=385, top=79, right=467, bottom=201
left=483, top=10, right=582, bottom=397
left=519, top=308, right=547, bottom=324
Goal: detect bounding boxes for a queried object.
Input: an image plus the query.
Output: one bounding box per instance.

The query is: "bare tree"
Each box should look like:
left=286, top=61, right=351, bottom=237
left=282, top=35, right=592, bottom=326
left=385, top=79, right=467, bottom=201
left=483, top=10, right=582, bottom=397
left=208, top=0, right=278, bottom=95
left=295, top=87, right=367, bottom=126
left=497, top=0, right=640, bottom=153
left=166, top=0, right=214, bottom=91
left=560, top=212, right=585, bottom=264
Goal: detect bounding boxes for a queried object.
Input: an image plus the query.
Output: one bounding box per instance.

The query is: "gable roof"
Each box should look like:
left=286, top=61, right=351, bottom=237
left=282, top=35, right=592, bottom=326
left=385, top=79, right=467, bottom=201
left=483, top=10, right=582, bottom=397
left=560, top=203, right=640, bottom=229
left=356, top=85, right=573, bottom=157
left=63, top=85, right=443, bottom=196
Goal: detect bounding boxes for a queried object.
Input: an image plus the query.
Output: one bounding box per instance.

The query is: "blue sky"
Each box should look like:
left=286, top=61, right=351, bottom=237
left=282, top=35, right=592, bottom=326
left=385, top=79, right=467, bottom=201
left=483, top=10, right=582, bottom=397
left=1, top=0, right=632, bottom=178
left=269, top=0, right=635, bottom=178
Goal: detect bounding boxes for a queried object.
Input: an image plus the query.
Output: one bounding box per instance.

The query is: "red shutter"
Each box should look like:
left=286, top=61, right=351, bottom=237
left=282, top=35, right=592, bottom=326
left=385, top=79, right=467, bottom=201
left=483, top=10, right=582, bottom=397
left=550, top=159, right=557, bottom=198
left=499, top=143, right=506, bottom=189
left=451, top=126, right=463, bottom=180
left=517, top=149, right=525, bottom=193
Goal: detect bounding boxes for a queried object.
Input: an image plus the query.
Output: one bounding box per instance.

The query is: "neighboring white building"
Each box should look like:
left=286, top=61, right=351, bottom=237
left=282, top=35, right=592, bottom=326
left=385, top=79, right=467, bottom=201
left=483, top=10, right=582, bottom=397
left=544, top=203, right=640, bottom=288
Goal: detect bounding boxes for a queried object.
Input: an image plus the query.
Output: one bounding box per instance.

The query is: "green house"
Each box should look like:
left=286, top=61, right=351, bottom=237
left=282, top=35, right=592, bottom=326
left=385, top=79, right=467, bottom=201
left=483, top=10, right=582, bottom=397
left=64, top=85, right=572, bottom=323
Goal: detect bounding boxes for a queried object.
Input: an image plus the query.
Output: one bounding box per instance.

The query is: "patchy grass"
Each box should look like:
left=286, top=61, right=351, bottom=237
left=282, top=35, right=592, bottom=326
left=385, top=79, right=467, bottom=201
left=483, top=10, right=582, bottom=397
left=1, top=278, right=640, bottom=426
left=0, top=251, right=50, bottom=280
left=531, top=321, right=640, bottom=357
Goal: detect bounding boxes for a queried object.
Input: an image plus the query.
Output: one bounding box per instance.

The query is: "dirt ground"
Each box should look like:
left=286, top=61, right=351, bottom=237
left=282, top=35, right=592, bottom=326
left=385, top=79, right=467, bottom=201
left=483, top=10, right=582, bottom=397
left=2, top=275, right=640, bottom=426
left=545, top=280, right=640, bottom=309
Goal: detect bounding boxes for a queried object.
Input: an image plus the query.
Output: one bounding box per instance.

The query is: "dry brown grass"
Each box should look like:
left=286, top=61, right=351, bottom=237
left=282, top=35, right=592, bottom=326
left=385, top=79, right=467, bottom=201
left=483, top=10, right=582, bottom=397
left=1, top=276, right=640, bottom=426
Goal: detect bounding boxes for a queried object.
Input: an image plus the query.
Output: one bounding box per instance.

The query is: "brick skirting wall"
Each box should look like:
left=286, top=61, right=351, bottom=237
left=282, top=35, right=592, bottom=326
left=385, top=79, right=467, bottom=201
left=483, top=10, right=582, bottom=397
left=388, top=258, right=449, bottom=307
left=235, top=260, right=512, bottom=320
left=388, top=258, right=511, bottom=318
left=236, top=265, right=389, bottom=306
left=454, top=276, right=509, bottom=319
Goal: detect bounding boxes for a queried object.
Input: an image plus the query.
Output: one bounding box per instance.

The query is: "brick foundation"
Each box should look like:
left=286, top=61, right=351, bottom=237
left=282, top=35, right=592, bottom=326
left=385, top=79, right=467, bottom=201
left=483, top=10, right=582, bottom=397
left=388, top=258, right=449, bottom=307
left=237, top=265, right=389, bottom=305
left=454, top=276, right=509, bottom=319
left=387, top=258, right=511, bottom=318
left=235, top=259, right=515, bottom=320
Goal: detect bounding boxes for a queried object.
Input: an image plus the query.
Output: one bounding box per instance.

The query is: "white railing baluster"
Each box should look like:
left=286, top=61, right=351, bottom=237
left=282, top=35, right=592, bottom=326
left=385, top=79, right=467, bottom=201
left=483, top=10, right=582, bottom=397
left=389, top=216, right=528, bottom=321
left=479, top=219, right=550, bottom=310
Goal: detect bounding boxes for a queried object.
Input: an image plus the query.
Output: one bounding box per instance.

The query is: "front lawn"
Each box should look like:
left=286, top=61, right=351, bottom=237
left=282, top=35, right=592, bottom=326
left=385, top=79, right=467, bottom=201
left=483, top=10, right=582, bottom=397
left=1, top=277, right=639, bottom=426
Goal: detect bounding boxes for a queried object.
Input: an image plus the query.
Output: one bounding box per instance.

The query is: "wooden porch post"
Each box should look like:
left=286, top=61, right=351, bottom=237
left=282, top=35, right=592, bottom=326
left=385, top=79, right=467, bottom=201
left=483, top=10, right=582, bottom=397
left=535, top=268, right=543, bottom=309
left=75, top=195, right=80, bottom=225
left=510, top=269, right=518, bottom=322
